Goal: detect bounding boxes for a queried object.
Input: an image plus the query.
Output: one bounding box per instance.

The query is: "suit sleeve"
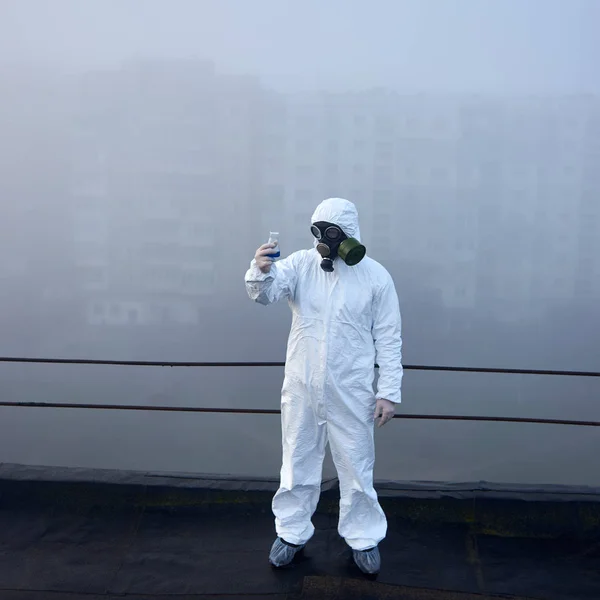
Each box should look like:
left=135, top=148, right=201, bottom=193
left=244, top=252, right=300, bottom=306
left=371, top=272, right=403, bottom=404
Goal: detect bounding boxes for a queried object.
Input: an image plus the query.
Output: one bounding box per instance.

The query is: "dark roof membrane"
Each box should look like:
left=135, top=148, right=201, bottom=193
left=0, top=463, right=599, bottom=599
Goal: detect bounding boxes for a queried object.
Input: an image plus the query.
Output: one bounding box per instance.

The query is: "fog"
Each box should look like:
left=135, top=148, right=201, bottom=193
left=0, top=0, right=598, bottom=486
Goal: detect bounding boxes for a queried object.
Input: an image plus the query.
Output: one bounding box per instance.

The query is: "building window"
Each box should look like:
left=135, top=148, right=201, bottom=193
left=296, top=139, right=312, bottom=153
left=182, top=268, right=213, bottom=290
left=266, top=184, right=285, bottom=205
left=373, top=190, right=393, bottom=205
left=296, top=165, right=313, bottom=177
left=295, top=115, right=313, bottom=130
left=374, top=165, right=393, bottom=182
left=376, top=141, right=392, bottom=152
left=80, top=265, right=105, bottom=284
left=431, top=167, right=448, bottom=182
left=376, top=219, right=392, bottom=233
left=433, top=117, right=448, bottom=131
left=373, top=190, right=394, bottom=219
left=189, top=222, right=212, bottom=238
left=266, top=133, right=285, bottom=147
left=377, top=235, right=391, bottom=248
left=579, top=255, right=594, bottom=271
left=145, top=218, right=180, bottom=237
left=405, top=117, right=417, bottom=130
left=295, top=189, right=312, bottom=203
left=577, top=277, right=593, bottom=295
left=375, top=141, right=393, bottom=161
left=375, top=117, right=394, bottom=134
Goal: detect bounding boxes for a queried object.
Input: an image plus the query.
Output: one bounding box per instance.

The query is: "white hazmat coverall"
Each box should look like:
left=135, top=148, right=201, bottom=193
left=244, top=198, right=403, bottom=551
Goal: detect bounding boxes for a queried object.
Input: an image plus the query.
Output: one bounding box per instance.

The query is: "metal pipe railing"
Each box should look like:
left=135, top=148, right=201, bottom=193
left=0, top=356, right=599, bottom=378
left=1, top=356, right=598, bottom=428
left=0, top=401, right=598, bottom=428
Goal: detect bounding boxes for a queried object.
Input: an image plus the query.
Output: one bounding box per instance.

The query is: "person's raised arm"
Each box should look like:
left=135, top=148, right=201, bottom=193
left=245, top=243, right=300, bottom=306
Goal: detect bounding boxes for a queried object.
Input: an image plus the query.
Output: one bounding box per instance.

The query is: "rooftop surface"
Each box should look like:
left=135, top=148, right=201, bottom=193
left=0, top=464, right=599, bottom=600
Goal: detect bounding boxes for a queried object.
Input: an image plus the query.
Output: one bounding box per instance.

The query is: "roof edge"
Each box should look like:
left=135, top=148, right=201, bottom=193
left=2, top=462, right=600, bottom=502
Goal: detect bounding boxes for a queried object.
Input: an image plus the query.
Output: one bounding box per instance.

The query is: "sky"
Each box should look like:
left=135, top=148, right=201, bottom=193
left=1, top=0, right=598, bottom=93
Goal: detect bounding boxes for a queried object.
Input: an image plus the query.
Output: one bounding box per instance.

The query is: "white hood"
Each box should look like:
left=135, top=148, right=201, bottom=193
left=310, top=197, right=362, bottom=242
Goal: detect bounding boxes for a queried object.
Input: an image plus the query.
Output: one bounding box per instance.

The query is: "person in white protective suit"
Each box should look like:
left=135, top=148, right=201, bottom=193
left=244, top=198, right=403, bottom=575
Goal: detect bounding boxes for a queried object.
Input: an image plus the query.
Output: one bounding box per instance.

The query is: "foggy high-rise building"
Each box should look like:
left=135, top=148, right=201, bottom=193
left=69, top=60, right=267, bottom=328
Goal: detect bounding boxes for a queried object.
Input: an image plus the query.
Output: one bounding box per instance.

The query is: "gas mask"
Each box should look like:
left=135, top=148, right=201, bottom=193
left=311, top=221, right=366, bottom=272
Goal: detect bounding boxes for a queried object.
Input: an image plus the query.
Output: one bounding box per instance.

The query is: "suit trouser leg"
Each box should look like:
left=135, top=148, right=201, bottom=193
left=272, top=393, right=328, bottom=545
left=328, top=409, right=387, bottom=551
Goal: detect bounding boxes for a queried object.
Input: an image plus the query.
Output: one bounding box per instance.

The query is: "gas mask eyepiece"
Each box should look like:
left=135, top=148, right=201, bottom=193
left=311, top=221, right=366, bottom=272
